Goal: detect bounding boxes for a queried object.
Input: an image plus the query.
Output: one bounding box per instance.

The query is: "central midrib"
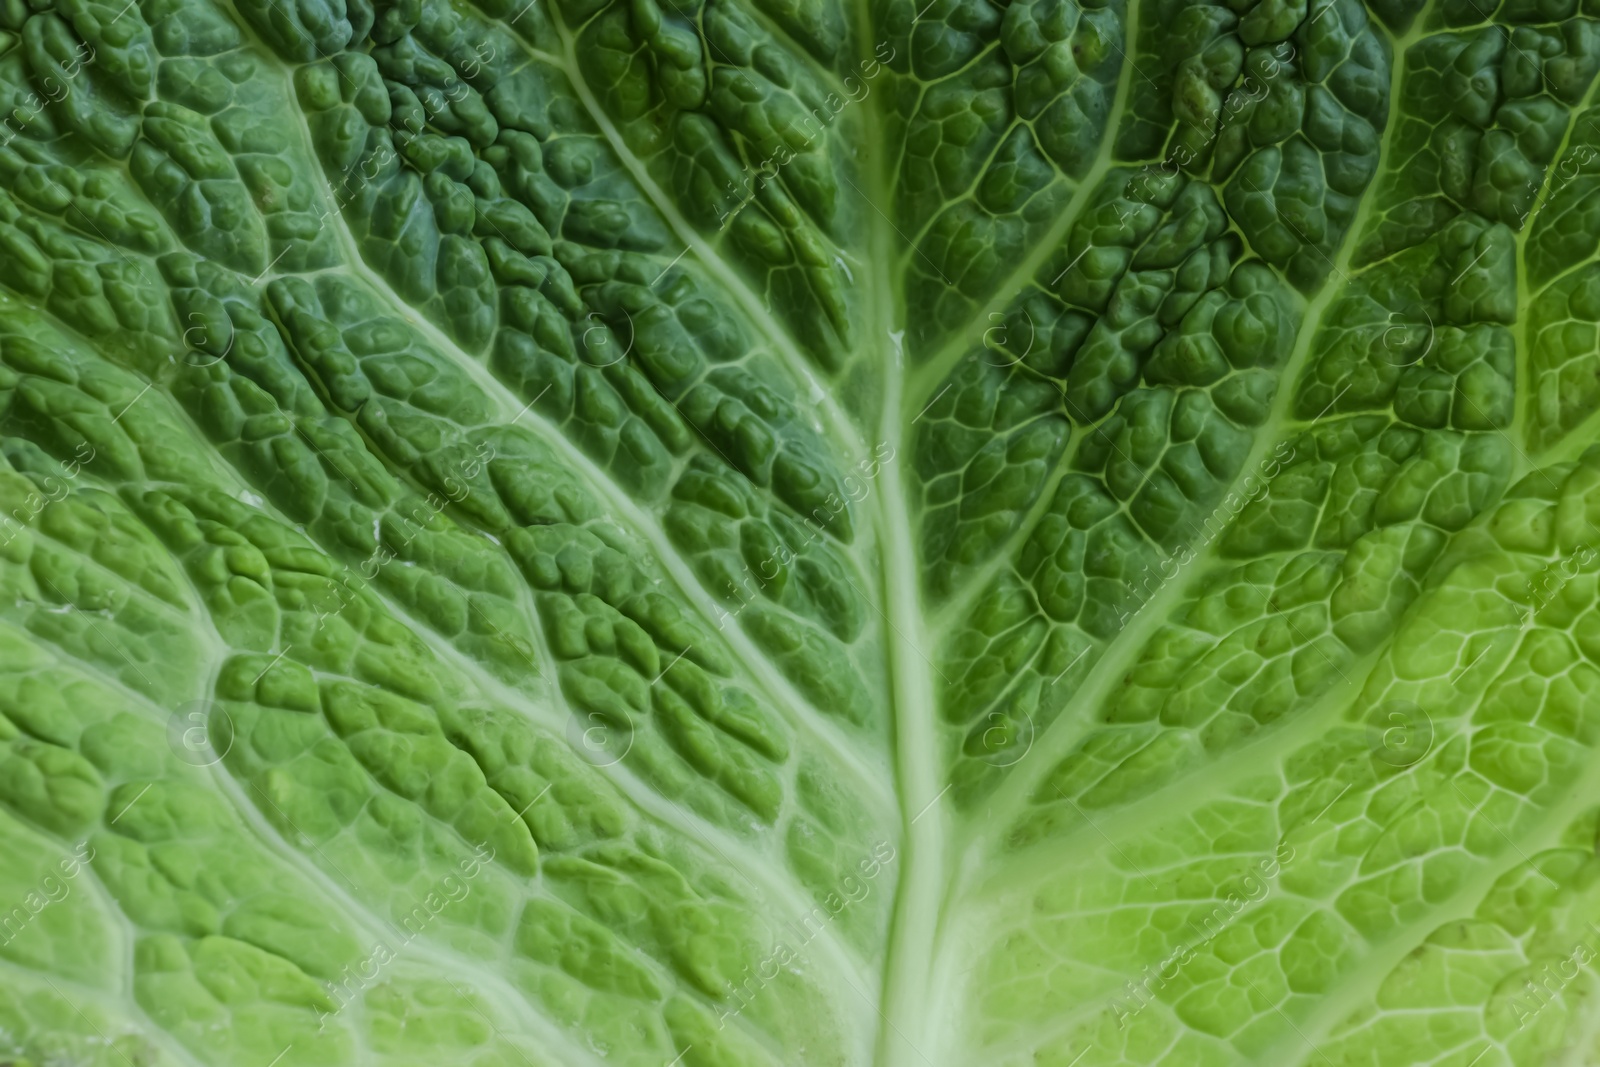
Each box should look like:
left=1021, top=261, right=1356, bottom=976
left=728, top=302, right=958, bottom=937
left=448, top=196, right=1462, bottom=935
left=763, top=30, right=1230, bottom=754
left=855, top=8, right=947, bottom=1066
left=875, top=345, right=946, bottom=1067
left=871, top=0, right=1153, bottom=1057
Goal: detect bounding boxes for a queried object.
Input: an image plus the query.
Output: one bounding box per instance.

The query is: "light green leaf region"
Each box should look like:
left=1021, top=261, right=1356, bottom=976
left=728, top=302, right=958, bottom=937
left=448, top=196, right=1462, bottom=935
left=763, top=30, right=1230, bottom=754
left=0, top=0, right=1599, bottom=1061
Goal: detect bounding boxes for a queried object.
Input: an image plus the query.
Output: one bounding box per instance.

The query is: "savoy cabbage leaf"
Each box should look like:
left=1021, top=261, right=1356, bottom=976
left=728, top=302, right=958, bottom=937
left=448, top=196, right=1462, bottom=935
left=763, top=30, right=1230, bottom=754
left=0, top=0, right=1597, bottom=1062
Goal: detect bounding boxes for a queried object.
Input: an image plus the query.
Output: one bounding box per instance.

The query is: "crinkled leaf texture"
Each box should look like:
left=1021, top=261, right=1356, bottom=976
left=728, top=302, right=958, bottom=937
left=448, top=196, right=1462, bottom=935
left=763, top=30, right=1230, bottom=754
left=1, top=0, right=1599, bottom=1062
